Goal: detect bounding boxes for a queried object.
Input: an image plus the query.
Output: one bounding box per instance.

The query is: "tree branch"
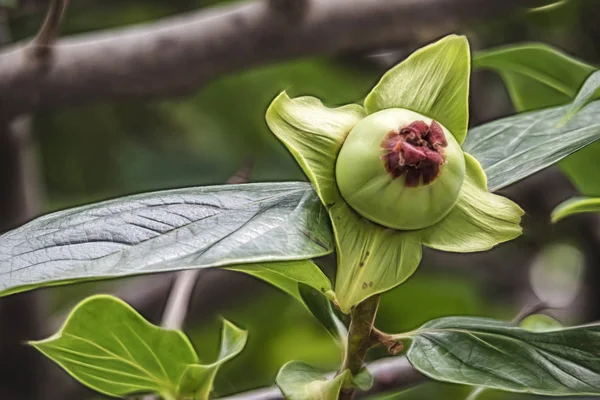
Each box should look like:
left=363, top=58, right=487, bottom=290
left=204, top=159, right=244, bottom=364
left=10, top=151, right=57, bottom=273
left=0, top=0, right=545, bottom=119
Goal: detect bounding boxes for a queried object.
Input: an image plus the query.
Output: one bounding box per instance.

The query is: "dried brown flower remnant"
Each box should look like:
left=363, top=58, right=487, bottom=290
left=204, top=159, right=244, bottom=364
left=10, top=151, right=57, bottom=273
left=382, top=120, right=448, bottom=187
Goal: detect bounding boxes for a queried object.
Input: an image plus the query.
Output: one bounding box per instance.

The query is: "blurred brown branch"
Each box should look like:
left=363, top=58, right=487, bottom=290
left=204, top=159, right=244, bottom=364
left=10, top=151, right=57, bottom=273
left=0, top=0, right=544, bottom=119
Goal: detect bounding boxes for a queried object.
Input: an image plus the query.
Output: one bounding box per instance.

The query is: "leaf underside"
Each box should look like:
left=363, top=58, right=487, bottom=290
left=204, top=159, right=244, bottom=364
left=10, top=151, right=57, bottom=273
left=0, top=182, right=333, bottom=296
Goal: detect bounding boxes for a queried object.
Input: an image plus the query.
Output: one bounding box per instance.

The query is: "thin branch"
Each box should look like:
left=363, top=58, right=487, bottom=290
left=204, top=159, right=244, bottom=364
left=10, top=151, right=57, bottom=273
left=0, top=0, right=546, bottom=119
left=28, top=0, right=69, bottom=70
left=141, top=161, right=254, bottom=400
left=32, top=0, right=69, bottom=49
left=511, top=300, right=551, bottom=325
left=157, top=160, right=253, bottom=330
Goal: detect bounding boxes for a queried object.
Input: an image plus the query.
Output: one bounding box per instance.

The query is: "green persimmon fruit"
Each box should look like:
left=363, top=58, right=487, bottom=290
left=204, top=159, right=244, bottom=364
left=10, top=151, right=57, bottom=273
left=336, top=108, right=465, bottom=230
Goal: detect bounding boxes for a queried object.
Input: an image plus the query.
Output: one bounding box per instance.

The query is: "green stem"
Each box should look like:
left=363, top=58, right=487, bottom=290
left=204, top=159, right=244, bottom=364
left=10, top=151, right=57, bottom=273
left=339, top=295, right=380, bottom=399
left=465, top=386, right=486, bottom=400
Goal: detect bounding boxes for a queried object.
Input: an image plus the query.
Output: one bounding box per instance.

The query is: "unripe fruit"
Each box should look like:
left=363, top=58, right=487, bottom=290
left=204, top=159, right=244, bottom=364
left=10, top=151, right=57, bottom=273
left=336, top=108, right=465, bottom=230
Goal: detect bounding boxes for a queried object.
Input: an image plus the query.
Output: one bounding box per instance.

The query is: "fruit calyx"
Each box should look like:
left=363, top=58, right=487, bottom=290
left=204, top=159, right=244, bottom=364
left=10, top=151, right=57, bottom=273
left=381, top=120, right=448, bottom=187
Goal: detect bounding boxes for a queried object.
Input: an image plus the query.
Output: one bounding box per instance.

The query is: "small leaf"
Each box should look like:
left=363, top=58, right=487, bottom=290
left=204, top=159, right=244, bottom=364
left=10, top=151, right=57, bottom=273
left=177, top=320, right=247, bottom=399
left=0, top=182, right=333, bottom=296
left=420, top=153, right=523, bottom=252
left=229, top=261, right=346, bottom=348
left=520, top=314, right=563, bottom=332
left=563, top=70, right=600, bottom=122
left=364, top=35, right=471, bottom=144
left=464, top=101, right=600, bottom=191
left=228, top=260, right=332, bottom=304
left=551, top=196, right=600, bottom=223
left=30, top=295, right=198, bottom=399
left=406, top=316, right=600, bottom=396
left=276, top=361, right=350, bottom=400
left=474, top=43, right=595, bottom=112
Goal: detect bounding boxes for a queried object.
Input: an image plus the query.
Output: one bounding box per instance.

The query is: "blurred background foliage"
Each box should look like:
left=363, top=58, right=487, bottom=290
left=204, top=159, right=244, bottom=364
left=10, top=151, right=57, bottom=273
left=4, top=0, right=600, bottom=399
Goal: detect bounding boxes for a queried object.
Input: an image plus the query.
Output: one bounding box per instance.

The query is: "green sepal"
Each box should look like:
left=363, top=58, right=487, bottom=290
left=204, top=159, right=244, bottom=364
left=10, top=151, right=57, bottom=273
left=276, top=362, right=371, bottom=400
left=551, top=196, right=600, bottom=223
left=266, top=91, right=365, bottom=205
left=330, top=202, right=422, bottom=313
left=420, top=153, right=523, bottom=252
left=177, top=319, right=247, bottom=399
left=266, top=92, right=422, bottom=313
left=364, top=35, right=471, bottom=144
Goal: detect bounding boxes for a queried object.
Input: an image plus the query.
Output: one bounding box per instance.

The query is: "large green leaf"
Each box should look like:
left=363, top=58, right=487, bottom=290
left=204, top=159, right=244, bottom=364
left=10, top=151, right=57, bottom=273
left=474, top=43, right=600, bottom=195
left=463, top=100, right=600, bottom=191
left=551, top=197, right=600, bottom=223
left=177, top=320, right=247, bottom=399
left=31, top=295, right=199, bottom=399
left=0, top=182, right=333, bottom=295
left=474, top=43, right=595, bottom=112
left=365, top=35, right=470, bottom=144
left=405, top=317, right=600, bottom=396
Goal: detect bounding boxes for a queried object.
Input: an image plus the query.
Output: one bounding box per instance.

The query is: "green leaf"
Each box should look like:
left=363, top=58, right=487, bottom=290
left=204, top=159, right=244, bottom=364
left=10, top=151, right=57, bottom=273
left=266, top=92, right=422, bottom=312
left=0, top=182, right=333, bottom=296
left=228, top=261, right=345, bottom=349
left=276, top=361, right=350, bottom=400
left=420, top=153, right=523, bottom=252
left=364, top=35, right=471, bottom=144
left=473, top=43, right=600, bottom=195
left=474, top=43, right=595, bottom=112
left=551, top=196, right=600, bottom=223
left=464, top=100, right=600, bottom=191
left=227, top=260, right=333, bottom=304
left=563, top=70, right=600, bottom=122
left=406, top=316, right=600, bottom=396
left=560, top=142, right=600, bottom=196
left=298, top=283, right=347, bottom=348
left=30, top=295, right=198, bottom=399
left=177, top=320, right=247, bottom=399
left=520, top=314, right=563, bottom=332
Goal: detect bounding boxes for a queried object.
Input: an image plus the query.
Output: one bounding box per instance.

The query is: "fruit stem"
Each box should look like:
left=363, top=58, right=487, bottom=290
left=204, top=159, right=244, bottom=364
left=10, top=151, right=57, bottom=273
left=339, top=295, right=380, bottom=399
